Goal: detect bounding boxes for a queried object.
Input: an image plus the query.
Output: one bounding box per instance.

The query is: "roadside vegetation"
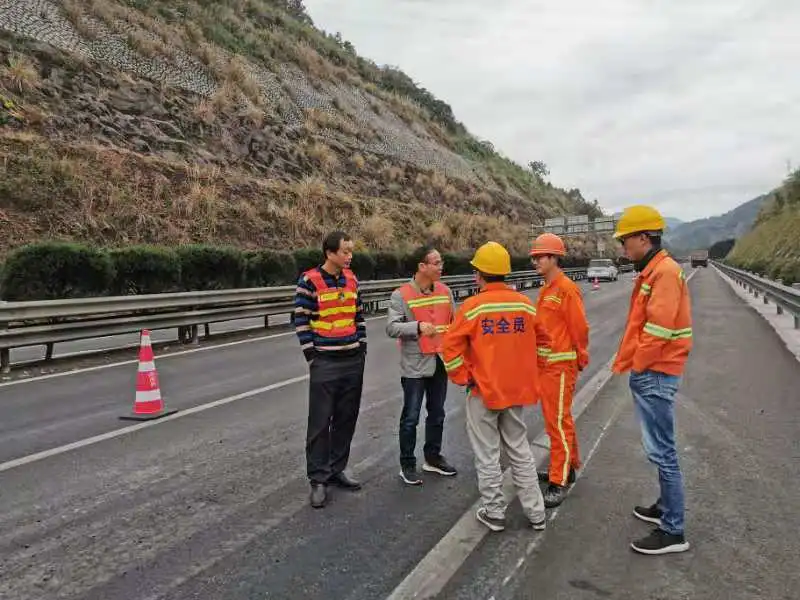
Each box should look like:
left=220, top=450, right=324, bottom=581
left=726, top=168, right=800, bottom=284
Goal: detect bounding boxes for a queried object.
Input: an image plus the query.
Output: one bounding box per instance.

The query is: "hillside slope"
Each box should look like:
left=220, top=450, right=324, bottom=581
left=0, top=0, right=605, bottom=259
left=726, top=169, right=800, bottom=284
left=663, top=195, right=767, bottom=252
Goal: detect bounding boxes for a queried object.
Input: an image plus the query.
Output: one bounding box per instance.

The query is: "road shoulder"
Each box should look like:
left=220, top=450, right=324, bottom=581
left=491, top=267, right=800, bottom=600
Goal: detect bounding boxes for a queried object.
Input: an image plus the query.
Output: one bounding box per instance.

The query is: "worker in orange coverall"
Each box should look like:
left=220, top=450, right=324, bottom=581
left=529, top=233, right=590, bottom=508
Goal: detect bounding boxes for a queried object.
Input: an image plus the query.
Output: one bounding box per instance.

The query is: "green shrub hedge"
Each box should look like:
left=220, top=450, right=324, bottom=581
left=176, top=245, right=246, bottom=291
left=0, top=242, right=574, bottom=301
left=110, top=246, right=181, bottom=295
left=244, top=250, right=297, bottom=287
left=0, top=242, right=114, bottom=301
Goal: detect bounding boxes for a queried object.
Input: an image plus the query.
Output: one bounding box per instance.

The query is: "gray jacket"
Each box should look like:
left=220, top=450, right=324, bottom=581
left=385, top=279, right=457, bottom=378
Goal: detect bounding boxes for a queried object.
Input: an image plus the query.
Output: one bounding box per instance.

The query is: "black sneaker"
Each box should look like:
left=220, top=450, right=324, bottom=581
left=399, top=466, right=423, bottom=486
left=633, top=503, right=663, bottom=526
left=537, top=467, right=577, bottom=485
left=476, top=507, right=506, bottom=532
left=423, top=455, right=457, bottom=476
left=631, top=528, right=690, bottom=555
left=543, top=483, right=567, bottom=508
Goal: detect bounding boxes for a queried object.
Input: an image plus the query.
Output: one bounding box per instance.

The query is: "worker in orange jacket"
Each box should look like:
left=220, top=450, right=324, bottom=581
left=442, top=241, right=550, bottom=532
left=612, top=205, right=693, bottom=556
left=529, top=233, right=590, bottom=508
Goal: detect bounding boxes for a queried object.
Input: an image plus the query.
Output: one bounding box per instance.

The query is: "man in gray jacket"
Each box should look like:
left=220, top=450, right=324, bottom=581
left=386, top=245, right=458, bottom=485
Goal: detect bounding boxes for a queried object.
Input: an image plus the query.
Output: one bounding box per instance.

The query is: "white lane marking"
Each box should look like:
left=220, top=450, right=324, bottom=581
left=384, top=357, right=617, bottom=600
left=0, top=375, right=309, bottom=474
left=0, top=315, right=384, bottom=388
left=386, top=267, right=698, bottom=600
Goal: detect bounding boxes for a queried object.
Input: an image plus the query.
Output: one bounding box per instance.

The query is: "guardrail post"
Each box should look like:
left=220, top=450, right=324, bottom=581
left=795, top=314, right=799, bottom=329
left=264, top=315, right=269, bottom=329
left=777, top=304, right=783, bottom=316
left=45, top=342, right=54, bottom=361
left=191, top=325, right=199, bottom=345
left=0, top=316, right=8, bottom=373
left=204, top=323, right=210, bottom=338
left=763, top=294, right=769, bottom=305
left=0, top=348, right=9, bottom=374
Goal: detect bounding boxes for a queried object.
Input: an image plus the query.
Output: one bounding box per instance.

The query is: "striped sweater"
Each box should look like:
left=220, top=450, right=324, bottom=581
left=294, top=266, right=367, bottom=362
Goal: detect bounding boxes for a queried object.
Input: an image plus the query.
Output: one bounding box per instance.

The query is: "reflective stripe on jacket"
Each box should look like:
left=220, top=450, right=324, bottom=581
left=305, top=268, right=359, bottom=339
left=612, top=250, right=693, bottom=376
left=535, top=272, right=590, bottom=370
left=442, top=282, right=551, bottom=411
left=398, top=281, right=453, bottom=354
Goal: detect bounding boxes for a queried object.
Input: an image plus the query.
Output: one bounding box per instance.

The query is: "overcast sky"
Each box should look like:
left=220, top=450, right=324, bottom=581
left=304, top=0, right=799, bottom=221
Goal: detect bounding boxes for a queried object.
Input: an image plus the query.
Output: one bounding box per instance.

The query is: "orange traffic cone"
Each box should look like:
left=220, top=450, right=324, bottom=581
left=592, top=277, right=600, bottom=291
left=120, top=330, right=178, bottom=421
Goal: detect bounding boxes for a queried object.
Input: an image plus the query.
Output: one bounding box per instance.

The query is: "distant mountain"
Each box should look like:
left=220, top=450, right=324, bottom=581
left=662, top=196, right=768, bottom=252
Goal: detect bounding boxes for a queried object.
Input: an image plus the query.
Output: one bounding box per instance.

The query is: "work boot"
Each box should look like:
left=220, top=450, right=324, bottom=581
left=543, top=483, right=567, bottom=508
left=310, top=483, right=327, bottom=509
left=633, top=503, right=663, bottom=526
left=329, top=471, right=362, bottom=491
left=423, top=455, right=457, bottom=476
left=537, top=467, right=577, bottom=484
left=399, top=466, right=423, bottom=486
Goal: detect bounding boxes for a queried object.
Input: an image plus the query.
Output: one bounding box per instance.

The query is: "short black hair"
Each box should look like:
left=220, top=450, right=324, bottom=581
left=322, top=230, right=351, bottom=258
left=410, top=244, right=437, bottom=271
left=480, top=272, right=506, bottom=283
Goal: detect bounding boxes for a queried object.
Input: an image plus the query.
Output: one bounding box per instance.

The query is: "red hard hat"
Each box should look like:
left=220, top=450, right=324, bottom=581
left=529, top=232, right=566, bottom=257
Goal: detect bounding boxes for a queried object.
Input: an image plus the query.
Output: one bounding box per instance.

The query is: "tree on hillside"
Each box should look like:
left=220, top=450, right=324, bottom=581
left=528, top=161, right=549, bottom=179
left=282, top=0, right=312, bottom=24
left=709, top=238, right=736, bottom=259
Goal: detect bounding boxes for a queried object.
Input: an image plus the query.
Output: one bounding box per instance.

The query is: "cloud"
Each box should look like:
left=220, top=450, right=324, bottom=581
left=304, top=0, right=800, bottom=221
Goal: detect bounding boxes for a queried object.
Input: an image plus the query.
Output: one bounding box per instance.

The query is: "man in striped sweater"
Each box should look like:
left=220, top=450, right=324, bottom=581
left=294, top=231, right=367, bottom=509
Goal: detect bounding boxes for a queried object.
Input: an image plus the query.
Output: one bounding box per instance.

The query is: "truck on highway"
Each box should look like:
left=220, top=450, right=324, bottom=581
left=690, top=250, right=709, bottom=268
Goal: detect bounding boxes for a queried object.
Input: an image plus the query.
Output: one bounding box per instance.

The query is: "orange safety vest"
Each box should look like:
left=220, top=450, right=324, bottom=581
left=535, top=272, right=589, bottom=370
left=304, top=268, right=359, bottom=339
left=612, top=250, right=693, bottom=376
left=399, top=281, right=453, bottom=354
left=442, top=282, right=551, bottom=411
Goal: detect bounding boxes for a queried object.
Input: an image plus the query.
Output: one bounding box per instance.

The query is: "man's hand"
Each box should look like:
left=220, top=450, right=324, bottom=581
left=419, top=322, right=438, bottom=337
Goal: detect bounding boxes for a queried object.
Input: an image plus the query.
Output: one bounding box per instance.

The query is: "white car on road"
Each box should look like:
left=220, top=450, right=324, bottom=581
left=587, top=258, right=619, bottom=282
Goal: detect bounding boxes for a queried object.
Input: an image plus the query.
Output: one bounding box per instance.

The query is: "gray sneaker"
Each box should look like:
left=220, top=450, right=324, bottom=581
left=476, top=507, right=506, bottom=532
left=399, top=466, right=423, bottom=486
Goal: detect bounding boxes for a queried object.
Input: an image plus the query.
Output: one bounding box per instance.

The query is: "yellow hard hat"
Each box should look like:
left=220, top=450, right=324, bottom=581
left=613, top=205, right=666, bottom=239
left=470, top=241, right=511, bottom=276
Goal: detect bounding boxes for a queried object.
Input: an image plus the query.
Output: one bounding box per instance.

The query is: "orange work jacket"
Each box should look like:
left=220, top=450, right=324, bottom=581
left=442, top=282, right=551, bottom=411
left=613, top=250, right=693, bottom=376
left=535, top=271, right=589, bottom=371
left=304, top=268, right=358, bottom=339
left=399, top=281, right=453, bottom=354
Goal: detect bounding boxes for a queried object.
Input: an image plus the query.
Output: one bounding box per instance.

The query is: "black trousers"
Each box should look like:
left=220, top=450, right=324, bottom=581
left=399, top=356, right=448, bottom=469
left=306, top=352, right=365, bottom=485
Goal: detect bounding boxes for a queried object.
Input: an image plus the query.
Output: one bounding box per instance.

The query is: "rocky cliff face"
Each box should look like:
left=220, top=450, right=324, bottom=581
left=0, top=0, right=603, bottom=257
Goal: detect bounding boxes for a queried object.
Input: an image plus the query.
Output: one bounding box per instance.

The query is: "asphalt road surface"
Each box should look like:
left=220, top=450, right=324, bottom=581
left=16, top=267, right=792, bottom=600
left=0, top=274, right=637, bottom=600
left=441, top=266, right=800, bottom=600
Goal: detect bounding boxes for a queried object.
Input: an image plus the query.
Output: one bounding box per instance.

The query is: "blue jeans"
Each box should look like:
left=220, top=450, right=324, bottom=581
left=629, top=370, right=685, bottom=535
left=399, top=357, right=448, bottom=468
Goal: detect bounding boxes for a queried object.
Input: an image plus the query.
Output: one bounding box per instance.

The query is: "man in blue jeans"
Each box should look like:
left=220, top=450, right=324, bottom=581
left=386, top=245, right=458, bottom=485
left=612, top=205, right=694, bottom=555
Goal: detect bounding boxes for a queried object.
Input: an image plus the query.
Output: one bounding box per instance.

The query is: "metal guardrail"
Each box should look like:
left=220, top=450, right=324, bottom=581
left=713, top=261, right=800, bottom=330
left=0, top=268, right=591, bottom=373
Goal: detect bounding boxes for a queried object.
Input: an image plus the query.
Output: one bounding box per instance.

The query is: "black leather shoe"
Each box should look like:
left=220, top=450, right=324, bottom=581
left=310, top=484, right=327, bottom=508
left=329, top=471, right=362, bottom=490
